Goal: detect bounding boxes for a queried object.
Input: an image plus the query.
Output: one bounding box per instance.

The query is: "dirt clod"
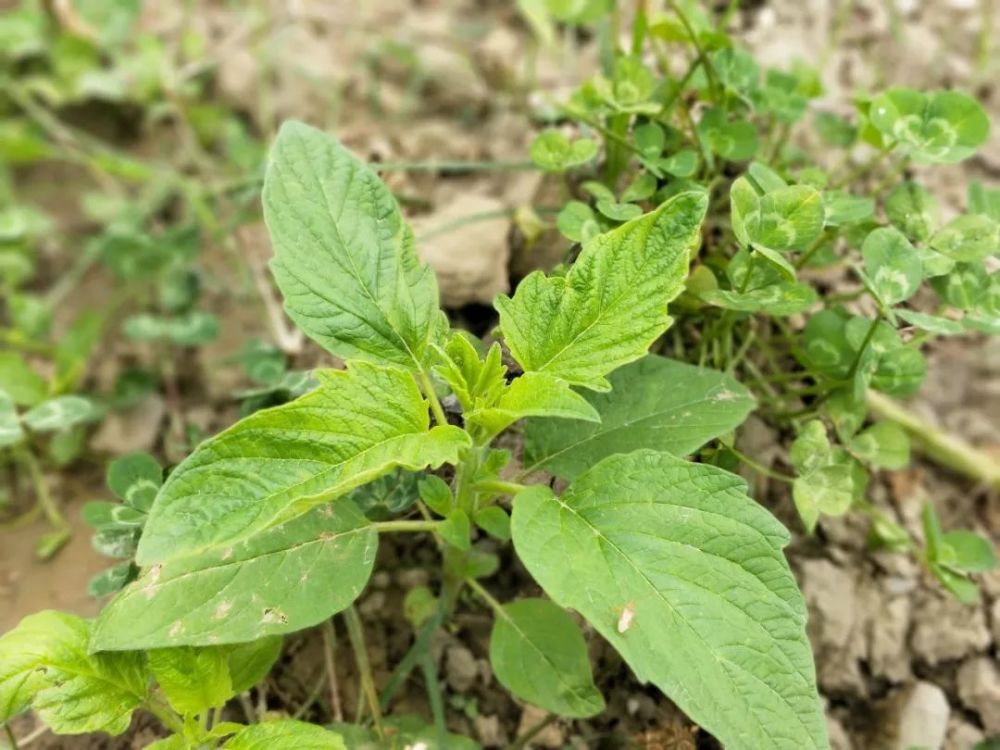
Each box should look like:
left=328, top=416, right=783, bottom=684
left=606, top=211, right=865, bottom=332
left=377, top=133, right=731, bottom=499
left=956, top=656, right=1000, bottom=734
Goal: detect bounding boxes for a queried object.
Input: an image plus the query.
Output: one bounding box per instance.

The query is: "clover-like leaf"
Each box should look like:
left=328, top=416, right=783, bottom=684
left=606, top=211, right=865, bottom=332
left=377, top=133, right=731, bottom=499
left=263, top=122, right=445, bottom=371
left=91, top=503, right=376, bottom=649
left=0, top=612, right=146, bottom=734
left=896, top=309, right=964, bottom=335
left=512, top=451, right=827, bottom=750
left=792, top=465, right=854, bottom=533
left=136, top=362, right=468, bottom=565
left=22, top=395, right=102, bottom=433
left=524, top=354, right=754, bottom=479
left=701, top=282, right=818, bottom=316
left=885, top=182, right=939, bottom=241
left=869, top=88, right=989, bottom=163
left=848, top=421, right=910, bottom=470
left=496, top=191, right=707, bottom=391
left=530, top=130, right=599, bottom=172
left=929, top=214, right=999, bottom=263
left=490, top=598, right=604, bottom=718
left=861, top=227, right=921, bottom=306
left=698, top=108, right=758, bottom=161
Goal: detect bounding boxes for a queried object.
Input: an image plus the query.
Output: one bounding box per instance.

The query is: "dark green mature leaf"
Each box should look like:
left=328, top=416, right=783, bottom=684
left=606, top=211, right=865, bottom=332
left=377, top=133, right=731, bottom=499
left=523, top=355, right=754, bottom=479
left=136, top=362, right=468, bottom=564
left=91, top=504, right=376, bottom=649
left=512, top=451, right=827, bottom=750
left=496, top=192, right=708, bottom=391
left=0, top=612, right=146, bottom=734
left=263, top=121, right=445, bottom=371
left=222, top=721, right=347, bottom=750
left=490, top=598, right=604, bottom=717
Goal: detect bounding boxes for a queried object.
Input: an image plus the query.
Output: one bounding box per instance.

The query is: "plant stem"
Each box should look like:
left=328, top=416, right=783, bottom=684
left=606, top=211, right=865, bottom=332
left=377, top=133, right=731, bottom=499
left=18, top=448, right=67, bottom=532
left=418, top=652, right=446, bottom=735
left=474, top=479, right=528, bottom=496
left=418, top=369, right=449, bottom=427
left=372, top=519, right=441, bottom=534
left=846, top=314, right=882, bottom=381
left=465, top=576, right=507, bottom=618
left=321, top=618, right=344, bottom=722
left=507, top=712, right=557, bottom=750
left=4, top=723, right=17, bottom=750
left=145, top=694, right=186, bottom=735
left=343, top=606, right=384, bottom=738
left=726, top=446, right=796, bottom=483
left=866, top=390, right=1000, bottom=489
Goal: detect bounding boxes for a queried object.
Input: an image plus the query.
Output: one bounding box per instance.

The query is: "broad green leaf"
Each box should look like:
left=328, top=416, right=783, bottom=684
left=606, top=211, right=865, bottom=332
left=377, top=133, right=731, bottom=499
left=222, top=721, right=347, bottom=750
left=466, top=372, right=600, bottom=438
left=885, top=182, right=939, bottom=241
left=929, top=214, right=999, bottom=262
left=896, top=309, right=964, bottom=335
left=869, top=88, right=989, bottom=163
left=530, top=130, right=599, bottom=172
left=262, top=121, right=444, bottom=371
left=595, top=199, right=643, bottom=222
left=490, top=598, right=604, bottom=717
left=21, top=396, right=102, bottom=433
left=755, top=185, right=824, bottom=252
left=439, top=509, right=471, bottom=551
left=524, top=354, right=754, bottom=479
left=0, top=390, right=23, bottom=447
left=473, top=506, right=511, bottom=540
left=418, top=475, right=452, bottom=516
left=227, top=637, right=283, bottom=694
left=789, top=420, right=831, bottom=476
left=0, top=612, right=146, bottom=734
left=512, top=451, right=827, bottom=749
left=0, top=351, right=46, bottom=407
left=848, top=421, right=910, bottom=469
left=792, top=465, right=854, bottom=533
left=136, top=362, right=468, bottom=564
left=91, top=503, right=376, bottom=649
left=861, top=227, right=921, bottom=305
left=107, top=452, right=162, bottom=512
left=496, top=191, right=708, bottom=391
left=148, top=646, right=232, bottom=715
left=939, top=531, right=997, bottom=573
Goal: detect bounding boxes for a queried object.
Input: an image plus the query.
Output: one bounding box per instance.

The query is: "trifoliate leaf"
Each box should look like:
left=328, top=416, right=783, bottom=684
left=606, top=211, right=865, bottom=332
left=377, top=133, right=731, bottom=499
left=869, top=88, right=989, bottom=163
left=969, top=181, right=1000, bottom=223
left=789, top=420, right=831, bottom=476
left=896, top=309, right=964, bottom=335
left=496, top=191, right=708, bottom=391
left=490, top=598, right=604, bottom=717
left=0, top=612, right=146, bottom=734
left=755, top=185, right=824, bottom=252
left=512, top=451, right=827, bottom=750
left=929, top=214, right=999, bottom=263
left=848, top=421, right=910, bottom=469
left=221, top=721, right=347, bottom=750
left=91, top=503, right=376, bottom=649
left=792, top=464, right=854, bottom=533
left=467, top=372, right=600, bottom=438
left=861, top=227, right=921, bottom=305
left=823, top=190, right=873, bottom=227
left=530, top=130, right=599, bottom=172
left=556, top=200, right=601, bottom=243
left=136, top=362, right=468, bottom=564
left=148, top=646, right=233, bottom=715
left=263, top=121, right=444, bottom=371
left=595, top=199, right=643, bottom=222
left=523, top=354, right=754, bottom=479
left=107, top=452, right=162, bottom=512
left=21, top=396, right=102, bottom=433
left=698, top=108, right=758, bottom=161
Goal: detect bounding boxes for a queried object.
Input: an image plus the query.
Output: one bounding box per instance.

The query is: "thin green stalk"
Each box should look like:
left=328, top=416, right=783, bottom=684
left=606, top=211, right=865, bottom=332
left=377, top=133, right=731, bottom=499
left=145, top=694, right=186, bottom=735
left=418, top=369, right=448, bottom=427
left=474, top=479, right=528, bottom=496
left=321, top=618, right=344, bottom=722
left=866, top=390, right=1000, bottom=489
left=418, top=652, right=446, bottom=734
left=845, top=314, right=882, bottom=381
left=465, top=576, right=507, bottom=618
left=666, top=0, right=722, bottom=104
left=507, top=713, right=557, bottom=750
left=343, top=606, right=384, bottom=738
left=18, top=448, right=67, bottom=532
left=726, top=446, right=796, bottom=483
left=372, top=519, right=442, bottom=534
left=4, top=723, right=17, bottom=750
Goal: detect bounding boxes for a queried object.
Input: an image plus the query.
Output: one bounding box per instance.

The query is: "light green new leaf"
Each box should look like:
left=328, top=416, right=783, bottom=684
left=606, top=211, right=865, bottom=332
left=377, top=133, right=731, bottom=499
left=792, top=465, right=854, bottom=533
left=490, top=598, right=604, bottom=718
left=0, top=351, right=47, bottom=407
left=467, top=372, right=600, bottom=438
left=530, top=130, right=599, bottom=172
left=861, top=227, right=921, bottom=305
left=496, top=191, right=708, bottom=391
left=848, top=421, right=910, bottom=469
left=789, top=420, right=831, bottom=476
left=21, top=395, right=101, bottom=433
left=511, top=451, right=827, bottom=750
left=929, top=214, right=999, bottom=262
left=136, top=362, right=468, bottom=564
left=91, top=504, right=376, bottom=650
left=0, top=389, right=23, bottom=447
left=523, top=354, right=754, bottom=479
left=148, top=646, right=232, bottom=715
left=432, top=333, right=506, bottom=413
left=222, top=720, right=347, bottom=750
left=0, top=612, right=146, bottom=734
left=263, top=121, right=444, bottom=370
left=869, top=88, right=989, bottom=163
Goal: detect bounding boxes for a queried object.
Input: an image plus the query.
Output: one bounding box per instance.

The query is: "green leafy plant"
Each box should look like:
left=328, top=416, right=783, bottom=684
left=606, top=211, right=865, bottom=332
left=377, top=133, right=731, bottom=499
left=3, top=122, right=828, bottom=749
